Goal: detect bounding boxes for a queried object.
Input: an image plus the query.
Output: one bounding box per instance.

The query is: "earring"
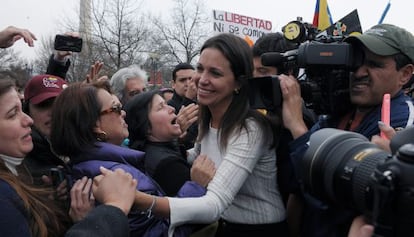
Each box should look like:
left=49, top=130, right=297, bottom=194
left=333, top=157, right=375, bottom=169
left=96, top=131, right=107, bottom=142
left=234, top=88, right=240, bottom=95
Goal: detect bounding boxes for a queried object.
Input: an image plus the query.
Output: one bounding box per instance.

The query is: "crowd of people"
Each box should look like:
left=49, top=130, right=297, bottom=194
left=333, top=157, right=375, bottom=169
left=0, top=19, right=414, bottom=237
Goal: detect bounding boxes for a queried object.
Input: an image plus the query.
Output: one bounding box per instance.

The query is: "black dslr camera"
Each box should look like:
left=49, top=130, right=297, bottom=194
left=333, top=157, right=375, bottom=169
left=248, top=17, right=363, bottom=116
left=302, top=126, right=414, bottom=237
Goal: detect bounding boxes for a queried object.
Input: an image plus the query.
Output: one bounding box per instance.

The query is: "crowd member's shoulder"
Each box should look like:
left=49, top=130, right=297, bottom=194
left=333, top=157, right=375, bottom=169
left=0, top=179, right=15, bottom=195
left=65, top=205, right=129, bottom=237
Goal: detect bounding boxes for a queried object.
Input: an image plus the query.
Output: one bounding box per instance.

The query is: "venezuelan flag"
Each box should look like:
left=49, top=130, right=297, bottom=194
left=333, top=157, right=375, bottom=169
left=312, top=0, right=333, bottom=30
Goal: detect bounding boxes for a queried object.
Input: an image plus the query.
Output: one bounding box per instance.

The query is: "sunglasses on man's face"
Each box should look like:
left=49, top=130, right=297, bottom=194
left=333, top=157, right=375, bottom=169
left=100, top=104, right=123, bottom=116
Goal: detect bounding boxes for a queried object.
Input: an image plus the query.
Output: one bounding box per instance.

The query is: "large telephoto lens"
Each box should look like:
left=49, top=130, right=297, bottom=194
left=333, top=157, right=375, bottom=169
left=302, top=128, right=389, bottom=213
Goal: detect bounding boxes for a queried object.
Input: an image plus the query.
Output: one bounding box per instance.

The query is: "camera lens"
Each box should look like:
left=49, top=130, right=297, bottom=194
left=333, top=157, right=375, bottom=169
left=302, top=128, right=389, bottom=212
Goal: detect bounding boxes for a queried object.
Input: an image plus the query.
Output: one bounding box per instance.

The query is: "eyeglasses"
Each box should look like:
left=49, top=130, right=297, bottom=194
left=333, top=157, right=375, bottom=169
left=100, top=104, right=123, bottom=116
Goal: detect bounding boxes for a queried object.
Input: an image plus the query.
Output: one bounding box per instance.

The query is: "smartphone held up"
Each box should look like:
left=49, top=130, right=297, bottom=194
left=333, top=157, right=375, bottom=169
left=54, top=34, right=83, bottom=52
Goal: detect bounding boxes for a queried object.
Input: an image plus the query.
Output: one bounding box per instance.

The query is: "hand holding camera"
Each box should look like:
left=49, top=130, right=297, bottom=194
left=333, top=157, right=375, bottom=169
left=53, top=32, right=82, bottom=62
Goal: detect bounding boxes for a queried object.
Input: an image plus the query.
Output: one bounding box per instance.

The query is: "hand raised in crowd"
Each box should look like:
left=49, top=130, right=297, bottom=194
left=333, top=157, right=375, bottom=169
left=371, top=122, right=397, bottom=152
left=0, top=26, right=37, bottom=48
left=190, top=155, right=216, bottom=187
left=42, top=174, right=68, bottom=201
left=348, top=215, right=374, bottom=237
left=176, top=103, right=199, bottom=137
left=54, top=32, right=81, bottom=61
left=278, top=74, right=309, bottom=139
left=69, top=177, right=95, bottom=222
left=85, top=61, right=108, bottom=83
left=92, top=167, right=138, bottom=215
left=185, top=76, right=198, bottom=100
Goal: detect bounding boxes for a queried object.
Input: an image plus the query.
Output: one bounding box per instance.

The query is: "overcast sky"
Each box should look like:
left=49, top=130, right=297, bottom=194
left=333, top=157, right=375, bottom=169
left=1, top=0, right=412, bottom=60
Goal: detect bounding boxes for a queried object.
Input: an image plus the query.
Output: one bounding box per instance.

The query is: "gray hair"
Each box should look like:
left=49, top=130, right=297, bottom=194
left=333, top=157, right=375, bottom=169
left=110, top=65, right=148, bottom=101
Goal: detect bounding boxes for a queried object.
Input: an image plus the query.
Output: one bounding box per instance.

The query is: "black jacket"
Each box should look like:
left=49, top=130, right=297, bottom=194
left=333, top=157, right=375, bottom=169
left=24, top=128, right=68, bottom=185
left=168, top=91, right=184, bottom=114
left=46, top=54, right=71, bottom=79
left=143, top=140, right=191, bottom=196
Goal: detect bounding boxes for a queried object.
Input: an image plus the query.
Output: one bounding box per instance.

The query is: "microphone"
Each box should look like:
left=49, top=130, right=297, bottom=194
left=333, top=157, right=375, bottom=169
left=261, top=49, right=298, bottom=67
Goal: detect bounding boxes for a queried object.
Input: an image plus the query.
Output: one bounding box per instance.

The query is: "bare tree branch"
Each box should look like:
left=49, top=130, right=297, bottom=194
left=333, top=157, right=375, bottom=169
left=150, top=0, right=210, bottom=65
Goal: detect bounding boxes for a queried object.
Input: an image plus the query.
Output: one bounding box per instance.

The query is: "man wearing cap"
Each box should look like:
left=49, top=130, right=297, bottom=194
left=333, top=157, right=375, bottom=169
left=23, top=74, right=69, bottom=185
left=278, top=24, right=414, bottom=237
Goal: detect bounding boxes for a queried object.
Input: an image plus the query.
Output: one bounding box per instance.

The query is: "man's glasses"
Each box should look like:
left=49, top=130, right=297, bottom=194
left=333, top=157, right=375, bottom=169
left=100, top=104, right=123, bottom=115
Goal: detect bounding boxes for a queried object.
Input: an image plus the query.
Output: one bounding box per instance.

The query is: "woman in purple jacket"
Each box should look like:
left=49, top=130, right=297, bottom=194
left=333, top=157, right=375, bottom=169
left=50, top=81, right=214, bottom=237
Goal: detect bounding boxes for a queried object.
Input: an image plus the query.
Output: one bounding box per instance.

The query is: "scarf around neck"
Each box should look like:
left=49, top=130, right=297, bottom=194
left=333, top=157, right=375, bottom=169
left=1, top=154, right=23, bottom=176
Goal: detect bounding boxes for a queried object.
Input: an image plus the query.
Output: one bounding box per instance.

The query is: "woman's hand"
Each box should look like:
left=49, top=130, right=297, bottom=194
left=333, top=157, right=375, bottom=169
left=191, top=155, right=216, bottom=187
left=42, top=173, right=68, bottom=201
left=93, top=167, right=137, bottom=215
left=69, top=177, right=95, bottom=222
left=177, top=103, right=199, bottom=136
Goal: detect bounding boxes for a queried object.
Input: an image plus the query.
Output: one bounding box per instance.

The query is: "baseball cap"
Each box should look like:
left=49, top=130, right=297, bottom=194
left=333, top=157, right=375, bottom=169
left=345, top=24, right=414, bottom=63
left=24, top=74, right=68, bottom=104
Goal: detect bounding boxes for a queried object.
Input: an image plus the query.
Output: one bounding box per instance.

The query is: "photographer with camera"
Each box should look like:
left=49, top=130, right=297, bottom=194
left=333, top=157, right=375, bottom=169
left=279, top=23, right=414, bottom=237
left=345, top=122, right=411, bottom=237
left=253, top=32, right=318, bottom=237
left=345, top=124, right=390, bottom=237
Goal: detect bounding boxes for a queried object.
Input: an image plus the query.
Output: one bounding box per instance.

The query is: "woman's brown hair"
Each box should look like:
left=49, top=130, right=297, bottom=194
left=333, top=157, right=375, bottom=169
left=197, top=33, right=280, bottom=151
left=0, top=163, right=69, bottom=237
left=51, top=80, right=113, bottom=157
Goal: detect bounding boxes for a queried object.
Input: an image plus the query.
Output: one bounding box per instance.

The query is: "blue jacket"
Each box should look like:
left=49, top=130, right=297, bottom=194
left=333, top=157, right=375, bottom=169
left=71, top=142, right=206, bottom=237
left=289, top=91, right=414, bottom=237
left=0, top=179, right=31, bottom=237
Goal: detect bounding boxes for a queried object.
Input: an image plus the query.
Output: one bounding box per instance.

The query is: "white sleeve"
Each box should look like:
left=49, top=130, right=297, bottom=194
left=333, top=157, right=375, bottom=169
left=186, top=142, right=200, bottom=165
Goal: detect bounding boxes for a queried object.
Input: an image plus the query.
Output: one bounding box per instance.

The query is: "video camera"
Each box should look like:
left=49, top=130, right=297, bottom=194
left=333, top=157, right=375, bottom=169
left=302, top=126, right=414, bottom=237
left=249, top=16, right=363, bottom=116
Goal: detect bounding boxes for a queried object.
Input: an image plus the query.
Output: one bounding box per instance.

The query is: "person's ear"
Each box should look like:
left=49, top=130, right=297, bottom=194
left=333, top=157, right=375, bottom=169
left=94, top=120, right=103, bottom=134
left=235, top=75, right=245, bottom=92
left=399, top=64, right=414, bottom=86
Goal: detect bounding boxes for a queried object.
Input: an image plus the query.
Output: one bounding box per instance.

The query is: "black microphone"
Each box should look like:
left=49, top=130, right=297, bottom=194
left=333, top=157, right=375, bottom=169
left=261, top=49, right=298, bottom=67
